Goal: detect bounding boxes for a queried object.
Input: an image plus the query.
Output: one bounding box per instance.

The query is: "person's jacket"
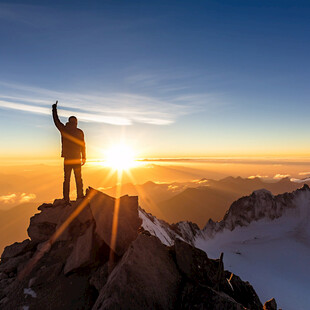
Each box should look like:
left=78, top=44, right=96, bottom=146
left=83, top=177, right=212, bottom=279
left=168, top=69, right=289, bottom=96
left=52, top=107, right=86, bottom=160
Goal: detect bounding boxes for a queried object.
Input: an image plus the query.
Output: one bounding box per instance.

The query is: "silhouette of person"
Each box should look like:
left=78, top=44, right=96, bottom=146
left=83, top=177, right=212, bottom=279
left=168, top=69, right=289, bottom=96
left=52, top=101, right=86, bottom=205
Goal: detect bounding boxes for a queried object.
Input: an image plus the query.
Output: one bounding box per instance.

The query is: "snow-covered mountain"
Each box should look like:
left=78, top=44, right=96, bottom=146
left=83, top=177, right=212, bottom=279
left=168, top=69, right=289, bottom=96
left=140, top=185, right=310, bottom=310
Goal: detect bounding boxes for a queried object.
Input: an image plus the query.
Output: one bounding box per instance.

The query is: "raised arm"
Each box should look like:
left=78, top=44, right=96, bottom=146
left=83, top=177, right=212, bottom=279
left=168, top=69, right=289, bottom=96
left=52, top=101, right=65, bottom=131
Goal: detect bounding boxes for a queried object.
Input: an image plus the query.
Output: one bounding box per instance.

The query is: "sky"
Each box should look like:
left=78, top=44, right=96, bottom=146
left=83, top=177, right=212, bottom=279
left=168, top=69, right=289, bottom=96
left=1, top=0, right=310, bottom=160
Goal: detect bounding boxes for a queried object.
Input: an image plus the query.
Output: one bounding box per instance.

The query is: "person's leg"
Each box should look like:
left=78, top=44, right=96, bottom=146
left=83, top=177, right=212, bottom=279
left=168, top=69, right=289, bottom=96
left=63, top=163, right=72, bottom=203
left=73, top=164, right=84, bottom=199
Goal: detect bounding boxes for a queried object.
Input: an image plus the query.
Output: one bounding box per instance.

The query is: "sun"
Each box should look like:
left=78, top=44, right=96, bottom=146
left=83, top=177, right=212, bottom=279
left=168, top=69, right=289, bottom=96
left=104, top=144, right=136, bottom=171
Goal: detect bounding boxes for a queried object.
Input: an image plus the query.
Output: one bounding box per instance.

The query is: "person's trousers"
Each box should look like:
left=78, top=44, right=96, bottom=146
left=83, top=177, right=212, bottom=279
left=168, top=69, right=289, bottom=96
left=63, top=162, right=84, bottom=202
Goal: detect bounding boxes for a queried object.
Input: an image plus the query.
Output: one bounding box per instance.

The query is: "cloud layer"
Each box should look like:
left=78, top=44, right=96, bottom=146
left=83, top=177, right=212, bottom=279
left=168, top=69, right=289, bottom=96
left=0, top=192, right=36, bottom=204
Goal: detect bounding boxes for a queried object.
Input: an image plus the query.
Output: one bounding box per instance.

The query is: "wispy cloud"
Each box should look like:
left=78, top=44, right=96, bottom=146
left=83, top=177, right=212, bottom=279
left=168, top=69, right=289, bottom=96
left=0, top=81, right=215, bottom=126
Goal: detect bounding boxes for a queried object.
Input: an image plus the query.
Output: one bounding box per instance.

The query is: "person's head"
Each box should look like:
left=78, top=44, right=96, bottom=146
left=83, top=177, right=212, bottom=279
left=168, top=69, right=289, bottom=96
left=68, top=116, right=78, bottom=127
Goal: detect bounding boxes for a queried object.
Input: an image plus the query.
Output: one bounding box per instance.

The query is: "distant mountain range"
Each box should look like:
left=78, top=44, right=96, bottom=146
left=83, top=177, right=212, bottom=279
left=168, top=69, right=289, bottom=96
left=102, top=176, right=309, bottom=227
left=1, top=176, right=308, bottom=255
left=0, top=202, right=38, bottom=255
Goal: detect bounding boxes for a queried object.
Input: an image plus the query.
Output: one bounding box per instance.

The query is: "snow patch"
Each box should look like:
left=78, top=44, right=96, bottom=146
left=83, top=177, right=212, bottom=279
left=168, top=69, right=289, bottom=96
left=24, top=288, right=37, bottom=298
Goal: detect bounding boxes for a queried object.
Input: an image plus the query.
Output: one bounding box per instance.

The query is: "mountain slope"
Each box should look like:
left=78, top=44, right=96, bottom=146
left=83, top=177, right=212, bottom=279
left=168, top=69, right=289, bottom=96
left=0, top=203, right=38, bottom=255
left=0, top=188, right=267, bottom=310
left=195, top=185, right=310, bottom=310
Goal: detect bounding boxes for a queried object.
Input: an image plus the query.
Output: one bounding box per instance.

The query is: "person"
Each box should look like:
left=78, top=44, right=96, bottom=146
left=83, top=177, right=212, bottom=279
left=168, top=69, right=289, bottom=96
left=52, top=101, right=86, bottom=205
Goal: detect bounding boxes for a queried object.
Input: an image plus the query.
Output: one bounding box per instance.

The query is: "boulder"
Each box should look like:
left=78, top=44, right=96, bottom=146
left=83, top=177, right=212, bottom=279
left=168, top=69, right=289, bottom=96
left=264, top=298, right=277, bottom=310
left=224, top=271, right=263, bottom=310
left=28, top=199, right=94, bottom=244
left=64, top=224, right=96, bottom=274
left=0, top=252, right=32, bottom=275
left=93, top=234, right=181, bottom=310
left=1, top=239, right=32, bottom=262
left=89, top=263, right=109, bottom=292
left=180, top=283, right=246, bottom=310
left=88, top=188, right=142, bottom=256
left=174, top=238, right=220, bottom=287
left=28, top=262, right=63, bottom=287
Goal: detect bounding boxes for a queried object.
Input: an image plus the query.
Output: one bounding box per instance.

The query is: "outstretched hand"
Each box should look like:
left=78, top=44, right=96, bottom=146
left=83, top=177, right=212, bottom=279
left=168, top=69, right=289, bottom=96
left=52, top=100, right=58, bottom=109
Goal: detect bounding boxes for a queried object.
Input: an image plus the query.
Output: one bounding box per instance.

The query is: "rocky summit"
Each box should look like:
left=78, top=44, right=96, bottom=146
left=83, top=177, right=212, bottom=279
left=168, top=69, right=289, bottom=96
left=0, top=187, right=273, bottom=309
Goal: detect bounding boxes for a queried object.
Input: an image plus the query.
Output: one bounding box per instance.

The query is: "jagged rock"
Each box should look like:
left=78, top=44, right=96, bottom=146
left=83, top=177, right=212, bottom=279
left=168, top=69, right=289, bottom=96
left=0, top=252, right=32, bottom=275
left=1, top=189, right=268, bottom=310
left=0, top=297, right=9, bottom=306
left=89, top=263, right=109, bottom=292
left=224, top=271, right=263, bottom=310
left=0, top=272, right=8, bottom=280
left=88, top=188, right=142, bottom=256
left=64, top=224, right=96, bottom=274
left=0, top=277, right=15, bottom=300
left=203, top=185, right=310, bottom=235
left=264, top=298, right=277, bottom=310
left=29, top=262, right=63, bottom=287
left=171, top=222, right=204, bottom=245
left=174, top=239, right=220, bottom=288
left=28, top=215, right=57, bottom=243
left=28, top=199, right=94, bottom=244
left=93, top=234, right=181, bottom=310
left=1, top=239, right=32, bottom=262
left=38, top=203, right=54, bottom=210
left=180, top=283, right=246, bottom=310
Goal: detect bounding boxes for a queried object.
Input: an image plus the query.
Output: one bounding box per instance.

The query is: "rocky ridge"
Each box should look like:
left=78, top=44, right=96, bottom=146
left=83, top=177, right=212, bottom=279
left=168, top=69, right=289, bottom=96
left=203, top=184, right=310, bottom=237
left=0, top=187, right=273, bottom=309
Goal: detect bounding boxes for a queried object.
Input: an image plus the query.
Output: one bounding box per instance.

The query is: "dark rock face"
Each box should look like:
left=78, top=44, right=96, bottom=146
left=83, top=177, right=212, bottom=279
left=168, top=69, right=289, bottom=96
left=180, top=283, right=246, bottom=310
left=1, top=239, right=32, bottom=262
left=93, top=234, right=181, bottom=310
left=263, top=298, right=277, bottom=310
left=0, top=188, right=269, bottom=310
left=88, top=188, right=142, bottom=256
left=174, top=239, right=220, bottom=287
left=224, top=271, right=263, bottom=310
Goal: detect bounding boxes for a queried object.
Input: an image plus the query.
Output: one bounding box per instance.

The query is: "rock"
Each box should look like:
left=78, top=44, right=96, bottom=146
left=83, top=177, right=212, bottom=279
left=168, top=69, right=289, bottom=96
left=264, top=298, right=277, bottom=310
left=29, top=262, right=63, bottom=287
left=27, top=218, right=57, bottom=243
left=88, top=188, right=142, bottom=256
left=0, top=297, right=9, bottom=306
left=64, top=224, right=96, bottom=274
left=0, top=278, right=15, bottom=299
left=0, top=252, right=32, bottom=275
left=89, top=263, right=109, bottom=292
left=0, top=272, right=8, bottom=280
left=174, top=239, right=220, bottom=288
left=28, top=199, right=95, bottom=244
left=93, top=234, right=181, bottom=310
left=38, top=203, right=54, bottom=210
left=180, top=283, right=246, bottom=310
left=171, top=222, right=204, bottom=245
left=53, top=199, right=65, bottom=206
left=224, top=271, right=263, bottom=310
left=1, top=239, right=32, bottom=262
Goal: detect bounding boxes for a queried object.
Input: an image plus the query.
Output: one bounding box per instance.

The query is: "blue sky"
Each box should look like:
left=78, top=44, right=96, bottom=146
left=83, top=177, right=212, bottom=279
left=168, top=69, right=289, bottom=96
left=0, top=0, right=310, bottom=159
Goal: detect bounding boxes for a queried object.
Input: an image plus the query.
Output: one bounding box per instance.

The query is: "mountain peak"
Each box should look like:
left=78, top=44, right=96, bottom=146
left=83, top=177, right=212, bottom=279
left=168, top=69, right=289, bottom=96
left=0, top=188, right=266, bottom=309
left=204, top=185, right=310, bottom=235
